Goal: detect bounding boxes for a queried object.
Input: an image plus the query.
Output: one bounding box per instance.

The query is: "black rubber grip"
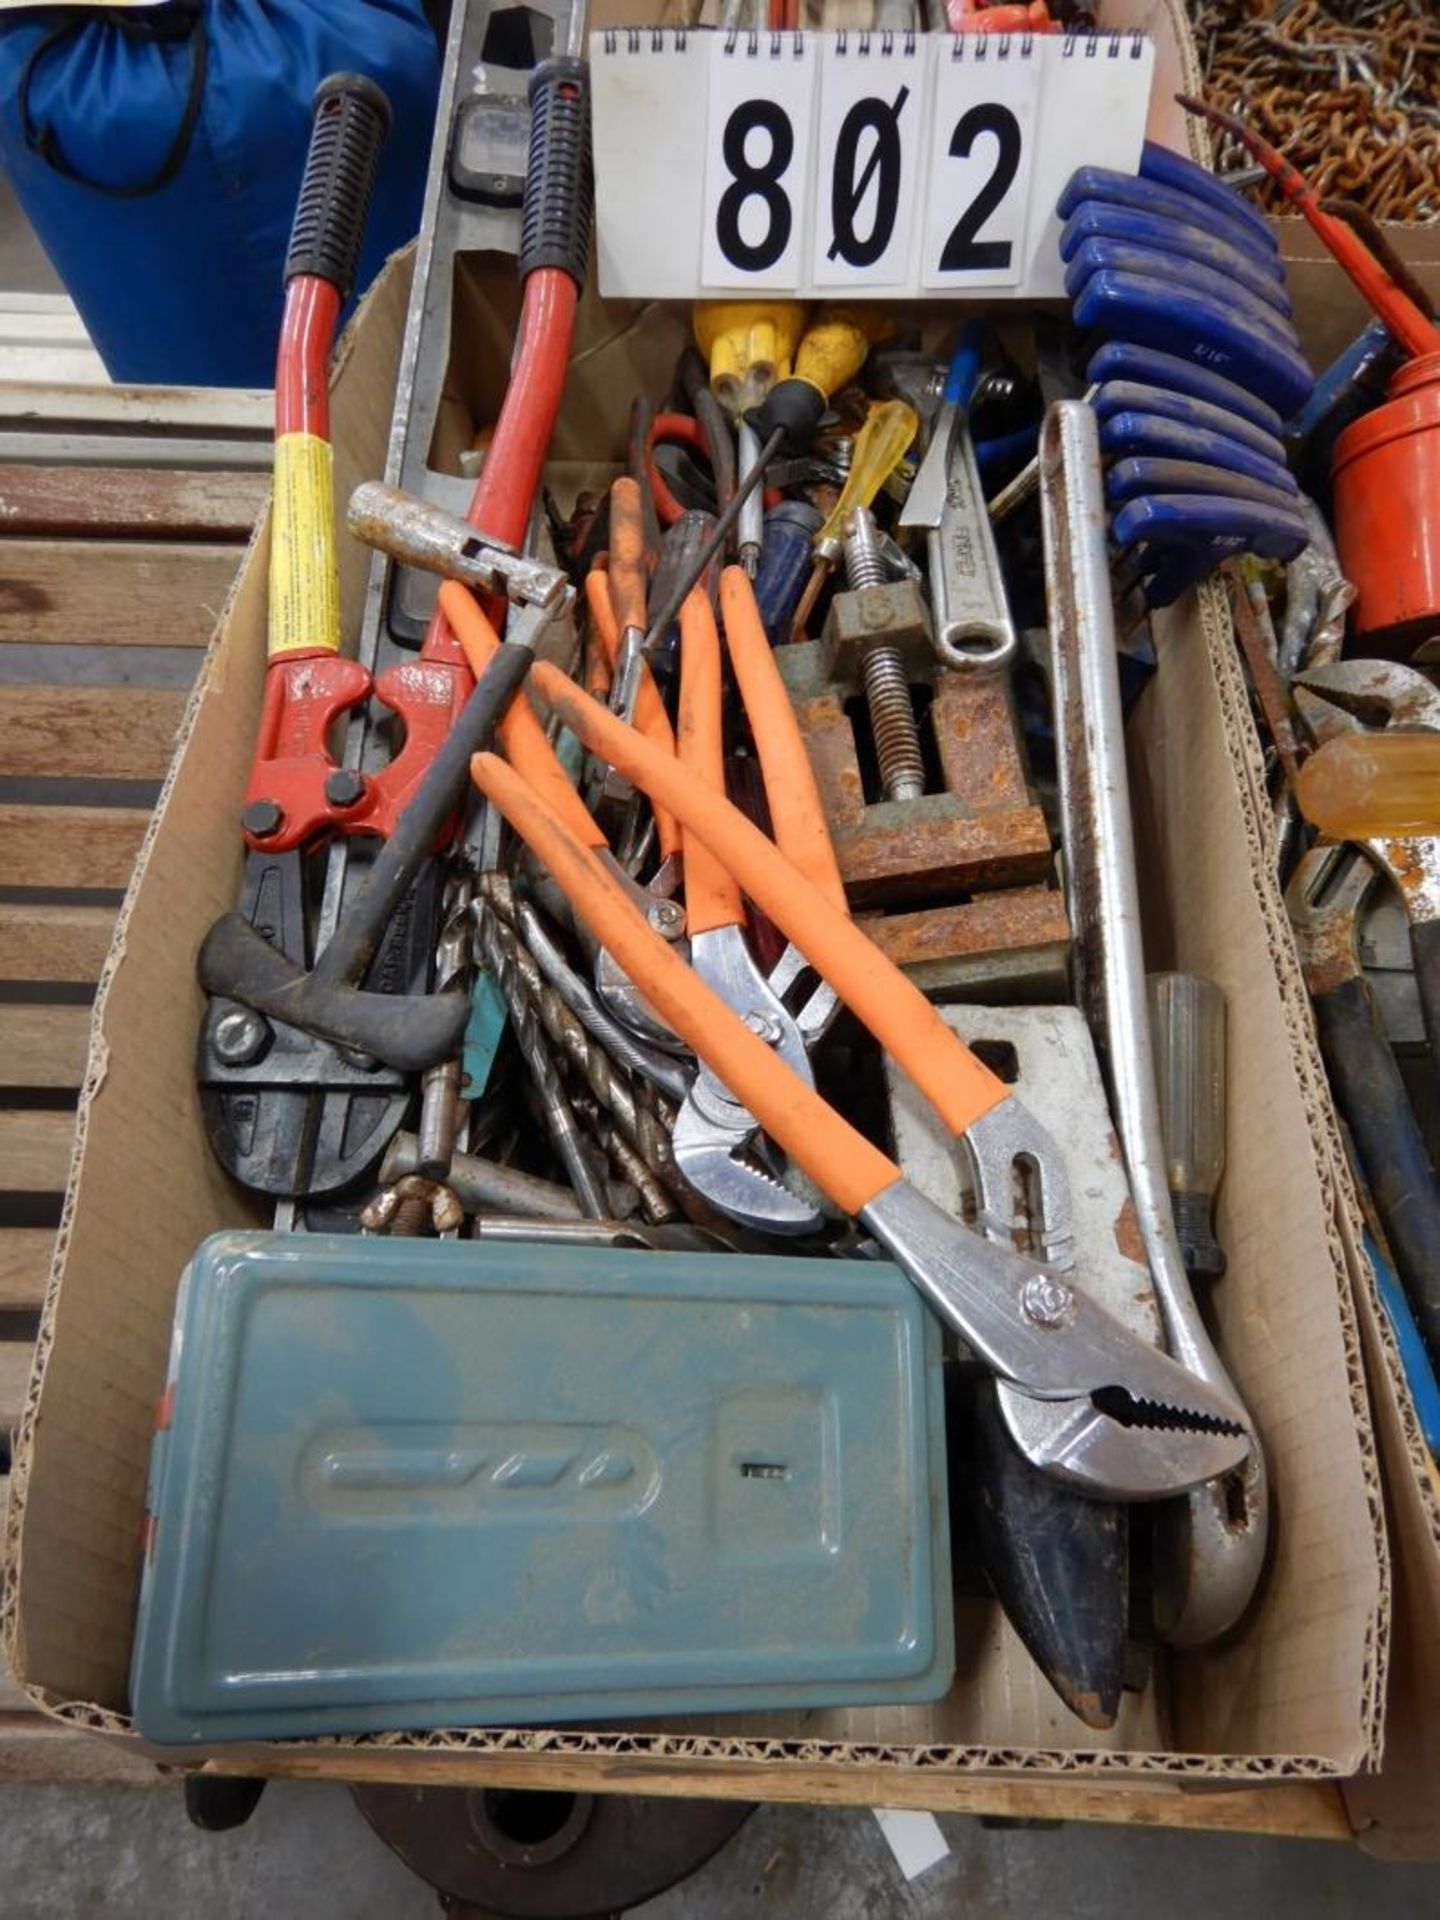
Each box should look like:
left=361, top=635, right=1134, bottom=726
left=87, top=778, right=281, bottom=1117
left=285, top=73, right=392, bottom=297
left=519, top=54, right=593, bottom=288
left=1410, top=915, right=1440, bottom=1069
left=1314, top=973, right=1440, bottom=1366
left=746, top=378, right=827, bottom=457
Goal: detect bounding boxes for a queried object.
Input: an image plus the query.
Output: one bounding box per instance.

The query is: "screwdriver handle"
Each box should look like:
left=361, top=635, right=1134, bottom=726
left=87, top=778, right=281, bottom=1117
left=815, top=399, right=920, bottom=551
left=1147, top=973, right=1227, bottom=1284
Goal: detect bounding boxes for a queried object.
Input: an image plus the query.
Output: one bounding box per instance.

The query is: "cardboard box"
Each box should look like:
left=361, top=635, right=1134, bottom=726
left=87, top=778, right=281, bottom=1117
left=1274, top=223, right=1440, bottom=377
left=0, top=0, right=1391, bottom=1811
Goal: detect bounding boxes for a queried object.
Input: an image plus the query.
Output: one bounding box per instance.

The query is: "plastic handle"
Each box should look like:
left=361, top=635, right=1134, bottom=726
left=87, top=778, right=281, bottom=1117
left=1097, top=411, right=1298, bottom=494
left=530, top=662, right=1009, bottom=1137
left=719, top=566, right=847, bottom=913
left=815, top=399, right=919, bottom=550
left=471, top=751, right=900, bottom=1217
left=1060, top=201, right=1289, bottom=310
left=438, top=582, right=604, bottom=850
left=677, top=592, right=743, bottom=935
left=583, top=569, right=681, bottom=861
left=284, top=73, right=392, bottom=298
left=1295, top=731, right=1440, bottom=839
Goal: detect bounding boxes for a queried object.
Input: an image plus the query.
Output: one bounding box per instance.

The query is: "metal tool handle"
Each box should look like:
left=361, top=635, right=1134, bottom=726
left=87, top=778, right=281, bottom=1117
left=677, top=592, right=743, bottom=934
left=1314, top=974, right=1440, bottom=1364
left=926, top=419, right=1019, bottom=673
left=1040, top=398, right=1266, bottom=1646
left=439, top=582, right=603, bottom=850
left=311, top=641, right=540, bottom=993
left=531, top=661, right=1013, bottom=1139
left=347, top=484, right=568, bottom=609
left=719, top=567, right=848, bottom=913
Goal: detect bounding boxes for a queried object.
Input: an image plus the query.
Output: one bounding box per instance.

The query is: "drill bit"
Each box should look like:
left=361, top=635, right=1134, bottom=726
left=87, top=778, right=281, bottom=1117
left=476, top=899, right=681, bottom=1193
left=486, top=874, right=692, bottom=1104
left=472, top=901, right=610, bottom=1217
left=415, top=868, right=473, bottom=1179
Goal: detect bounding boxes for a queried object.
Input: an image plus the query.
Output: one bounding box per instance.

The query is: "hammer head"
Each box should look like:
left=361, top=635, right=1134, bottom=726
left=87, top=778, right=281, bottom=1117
left=198, top=912, right=470, bottom=1074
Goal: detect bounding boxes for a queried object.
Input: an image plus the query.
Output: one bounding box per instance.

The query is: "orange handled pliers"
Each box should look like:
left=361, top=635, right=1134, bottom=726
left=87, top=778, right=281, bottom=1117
left=468, top=664, right=1254, bottom=1501
left=667, top=578, right=825, bottom=1233
left=438, top=581, right=686, bottom=1055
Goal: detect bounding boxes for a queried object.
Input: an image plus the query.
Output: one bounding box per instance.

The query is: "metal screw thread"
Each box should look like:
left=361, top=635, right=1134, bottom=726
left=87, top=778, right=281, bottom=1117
left=842, top=506, right=887, bottom=591
left=844, top=507, right=925, bottom=803
left=860, top=648, right=925, bottom=802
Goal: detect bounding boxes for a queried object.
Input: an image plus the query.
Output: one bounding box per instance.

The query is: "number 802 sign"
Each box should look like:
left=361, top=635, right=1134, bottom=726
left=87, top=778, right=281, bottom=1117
left=700, top=36, right=1040, bottom=294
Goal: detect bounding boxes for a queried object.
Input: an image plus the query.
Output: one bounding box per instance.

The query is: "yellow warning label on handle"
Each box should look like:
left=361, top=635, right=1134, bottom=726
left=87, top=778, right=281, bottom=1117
left=268, top=431, right=341, bottom=659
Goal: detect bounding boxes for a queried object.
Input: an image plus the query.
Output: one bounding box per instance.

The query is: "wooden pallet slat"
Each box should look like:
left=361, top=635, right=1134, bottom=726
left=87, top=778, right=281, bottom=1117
left=1, top=381, right=271, bottom=434
left=0, top=467, right=268, bottom=541
left=0, top=903, right=116, bottom=984
left=0, top=1342, right=33, bottom=1436
left=0, top=687, right=188, bottom=780
left=0, top=1006, right=90, bottom=1088
left=0, top=805, right=148, bottom=891
left=0, top=1229, right=53, bottom=1311
left=0, top=539, right=241, bottom=647
left=0, top=1110, right=74, bottom=1193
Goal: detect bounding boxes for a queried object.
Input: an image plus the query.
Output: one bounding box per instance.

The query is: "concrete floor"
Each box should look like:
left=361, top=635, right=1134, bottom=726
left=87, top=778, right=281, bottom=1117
left=1, top=1781, right=1439, bottom=1917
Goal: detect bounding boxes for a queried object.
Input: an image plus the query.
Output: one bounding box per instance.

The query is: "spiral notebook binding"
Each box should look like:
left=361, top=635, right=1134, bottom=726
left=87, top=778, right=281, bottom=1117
left=948, top=32, right=1037, bottom=60
left=1061, top=27, right=1148, bottom=59
left=602, top=25, right=1147, bottom=60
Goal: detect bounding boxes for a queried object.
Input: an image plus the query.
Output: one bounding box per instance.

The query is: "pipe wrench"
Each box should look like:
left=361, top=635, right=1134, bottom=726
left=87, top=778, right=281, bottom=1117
left=1040, top=400, right=1267, bottom=1640
left=469, top=699, right=1252, bottom=1502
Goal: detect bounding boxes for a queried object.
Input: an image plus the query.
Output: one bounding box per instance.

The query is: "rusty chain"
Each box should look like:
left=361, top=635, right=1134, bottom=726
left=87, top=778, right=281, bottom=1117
left=1190, top=0, right=1440, bottom=221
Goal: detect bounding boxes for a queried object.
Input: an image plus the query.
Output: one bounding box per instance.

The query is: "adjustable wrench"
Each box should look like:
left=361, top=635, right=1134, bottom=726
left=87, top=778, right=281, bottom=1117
left=900, top=337, right=1018, bottom=672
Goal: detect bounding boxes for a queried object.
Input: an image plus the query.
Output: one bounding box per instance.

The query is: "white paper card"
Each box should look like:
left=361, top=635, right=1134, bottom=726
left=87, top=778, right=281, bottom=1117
left=700, top=31, right=818, bottom=291
left=592, top=29, right=712, bottom=299
left=592, top=30, right=1157, bottom=301
left=872, top=1807, right=950, bottom=1881
left=810, top=32, right=926, bottom=288
left=920, top=39, right=1039, bottom=290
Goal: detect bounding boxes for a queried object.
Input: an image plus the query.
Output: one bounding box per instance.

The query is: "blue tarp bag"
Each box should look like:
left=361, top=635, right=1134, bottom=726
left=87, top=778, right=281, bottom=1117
left=0, top=1, right=439, bottom=385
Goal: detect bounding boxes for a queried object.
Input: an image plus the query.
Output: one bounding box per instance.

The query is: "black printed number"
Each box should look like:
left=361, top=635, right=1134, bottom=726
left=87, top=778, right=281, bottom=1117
left=827, top=85, right=909, bottom=268
left=938, top=102, right=1022, bottom=274
left=715, top=100, right=794, bottom=273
